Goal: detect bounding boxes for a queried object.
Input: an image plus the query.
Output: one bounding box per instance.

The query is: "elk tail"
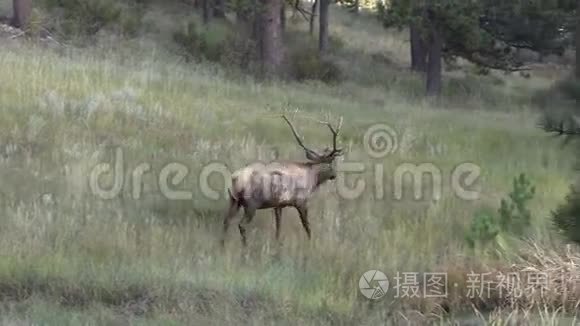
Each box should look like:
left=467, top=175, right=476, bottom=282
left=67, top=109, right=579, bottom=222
left=227, top=187, right=238, bottom=203
left=227, top=175, right=243, bottom=205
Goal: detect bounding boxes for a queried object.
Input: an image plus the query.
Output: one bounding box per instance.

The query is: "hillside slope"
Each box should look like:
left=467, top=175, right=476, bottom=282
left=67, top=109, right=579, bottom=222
left=0, top=2, right=577, bottom=324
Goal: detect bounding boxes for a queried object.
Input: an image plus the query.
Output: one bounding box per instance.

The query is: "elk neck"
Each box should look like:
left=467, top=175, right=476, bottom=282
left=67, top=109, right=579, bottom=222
left=302, top=161, right=336, bottom=189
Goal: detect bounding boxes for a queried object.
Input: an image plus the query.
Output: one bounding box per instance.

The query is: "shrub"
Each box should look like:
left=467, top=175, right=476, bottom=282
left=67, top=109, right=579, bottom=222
left=173, top=21, right=200, bottom=60
left=556, top=77, right=580, bottom=102
left=465, top=209, right=500, bottom=250
left=464, top=173, right=536, bottom=250
left=220, top=32, right=258, bottom=70
left=498, top=173, right=536, bottom=236
left=40, top=0, right=144, bottom=37
left=532, top=75, right=580, bottom=110
left=328, top=35, right=345, bottom=52
left=173, top=18, right=343, bottom=81
left=288, top=48, right=342, bottom=83
left=551, top=184, right=580, bottom=245
left=472, top=64, right=490, bottom=76
left=173, top=20, right=235, bottom=63
left=198, top=23, right=230, bottom=61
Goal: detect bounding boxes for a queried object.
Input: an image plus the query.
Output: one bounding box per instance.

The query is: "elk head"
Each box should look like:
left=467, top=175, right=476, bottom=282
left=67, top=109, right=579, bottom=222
left=221, top=114, right=344, bottom=248
left=281, top=114, right=344, bottom=183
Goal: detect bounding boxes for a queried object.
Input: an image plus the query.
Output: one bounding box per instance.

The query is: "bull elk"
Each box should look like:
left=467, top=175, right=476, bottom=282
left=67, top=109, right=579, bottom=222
left=221, top=114, right=344, bottom=247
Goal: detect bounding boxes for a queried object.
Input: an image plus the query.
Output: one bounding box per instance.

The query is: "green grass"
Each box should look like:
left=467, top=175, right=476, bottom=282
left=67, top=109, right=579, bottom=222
left=0, top=1, right=578, bottom=324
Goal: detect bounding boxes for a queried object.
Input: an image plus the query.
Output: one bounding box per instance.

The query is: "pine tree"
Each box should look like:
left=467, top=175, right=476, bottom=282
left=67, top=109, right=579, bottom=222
left=378, top=0, right=575, bottom=96
left=539, top=108, right=580, bottom=245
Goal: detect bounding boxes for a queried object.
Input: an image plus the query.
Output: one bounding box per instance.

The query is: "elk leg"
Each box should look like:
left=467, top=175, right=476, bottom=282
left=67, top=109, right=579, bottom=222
left=239, top=206, right=256, bottom=247
left=296, top=206, right=311, bottom=240
left=221, top=199, right=240, bottom=247
left=274, top=208, right=282, bottom=240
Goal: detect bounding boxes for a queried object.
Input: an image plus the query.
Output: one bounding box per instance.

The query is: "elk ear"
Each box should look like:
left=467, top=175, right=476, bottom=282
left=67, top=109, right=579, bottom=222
left=305, top=151, right=320, bottom=161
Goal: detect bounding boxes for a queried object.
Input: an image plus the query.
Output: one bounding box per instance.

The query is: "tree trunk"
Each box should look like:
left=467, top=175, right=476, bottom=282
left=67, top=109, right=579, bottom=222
left=309, top=0, right=318, bottom=36
left=410, top=23, right=427, bottom=72
left=425, top=28, right=443, bottom=97
left=202, top=0, right=211, bottom=24
left=260, top=0, right=284, bottom=76
left=254, top=6, right=263, bottom=59
left=319, top=0, right=329, bottom=53
left=12, top=0, right=31, bottom=29
left=281, top=0, right=286, bottom=33
left=576, top=0, right=580, bottom=79
left=352, top=0, right=359, bottom=14
left=214, top=0, right=225, bottom=18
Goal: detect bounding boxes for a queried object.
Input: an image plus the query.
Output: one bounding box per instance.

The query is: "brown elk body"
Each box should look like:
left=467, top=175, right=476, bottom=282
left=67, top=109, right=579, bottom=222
left=221, top=115, right=343, bottom=247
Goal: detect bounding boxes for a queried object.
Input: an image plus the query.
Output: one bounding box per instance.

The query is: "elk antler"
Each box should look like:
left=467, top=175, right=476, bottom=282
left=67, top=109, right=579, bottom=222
left=281, top=115, right=321, bottom=160
left=316, top=116, right=343, bottom=158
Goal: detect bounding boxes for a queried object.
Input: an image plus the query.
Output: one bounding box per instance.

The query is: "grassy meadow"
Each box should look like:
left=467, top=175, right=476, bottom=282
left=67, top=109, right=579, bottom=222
left=0, top=1, right=579, bottom=324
